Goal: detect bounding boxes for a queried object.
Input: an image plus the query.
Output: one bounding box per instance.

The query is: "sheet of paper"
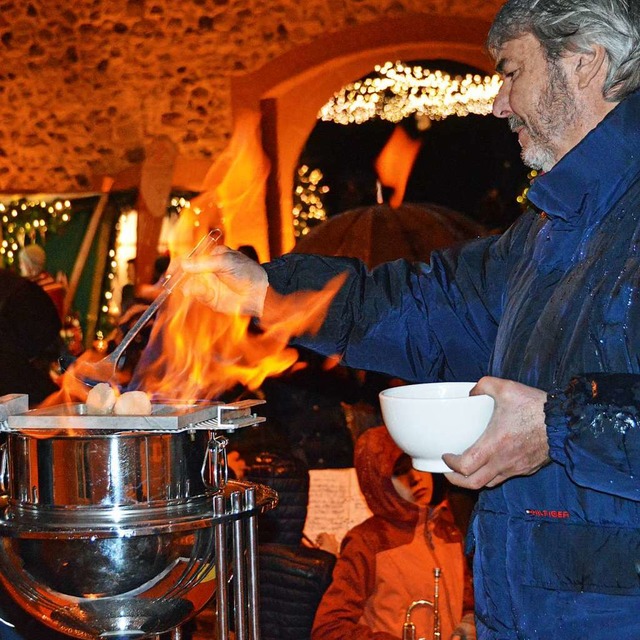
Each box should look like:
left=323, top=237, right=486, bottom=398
left=303, top=467, right=373, bottom=550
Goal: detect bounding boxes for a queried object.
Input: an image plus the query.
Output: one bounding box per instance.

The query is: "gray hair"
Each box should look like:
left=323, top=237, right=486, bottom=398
left=487, top=0, right=640, bottom=100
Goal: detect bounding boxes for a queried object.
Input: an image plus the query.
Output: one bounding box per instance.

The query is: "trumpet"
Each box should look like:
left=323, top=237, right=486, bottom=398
left=402, top=567, right=441, bottom=640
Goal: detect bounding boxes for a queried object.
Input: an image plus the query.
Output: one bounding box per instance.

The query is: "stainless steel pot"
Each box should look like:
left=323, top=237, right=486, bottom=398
left=0, top=398, right=277, bottom=640
left=2, top=428, right=224, bottom=513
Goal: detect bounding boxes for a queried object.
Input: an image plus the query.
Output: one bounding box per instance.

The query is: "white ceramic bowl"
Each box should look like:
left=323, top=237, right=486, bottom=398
left=379, top=382, right=494, bottom=472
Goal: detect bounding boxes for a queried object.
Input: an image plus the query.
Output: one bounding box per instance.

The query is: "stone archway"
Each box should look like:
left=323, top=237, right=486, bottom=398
left=228, top=13, right=494, bottom=259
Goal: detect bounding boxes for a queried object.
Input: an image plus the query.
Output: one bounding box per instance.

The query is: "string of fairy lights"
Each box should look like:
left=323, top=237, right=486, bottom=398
left=318, top=61, right=501, bottom=125
left=0, top=198, right=72, bottom=266
left=516, top=170, right=539, bottom=208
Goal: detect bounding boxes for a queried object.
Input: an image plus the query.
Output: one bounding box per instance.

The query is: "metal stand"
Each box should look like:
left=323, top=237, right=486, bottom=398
left=214, top=484, right=262, bottom=640
left=151, top=626, right=183, bottom=639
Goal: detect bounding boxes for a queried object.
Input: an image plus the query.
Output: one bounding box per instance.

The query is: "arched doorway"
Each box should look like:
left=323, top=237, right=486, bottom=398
left=227, top=13, right=494, bottom=259
left=296, top=57, right=526, bottom=234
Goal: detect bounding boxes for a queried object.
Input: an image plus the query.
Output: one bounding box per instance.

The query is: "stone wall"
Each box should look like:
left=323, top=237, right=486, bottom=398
left=0, top=0, right=502, bottom=193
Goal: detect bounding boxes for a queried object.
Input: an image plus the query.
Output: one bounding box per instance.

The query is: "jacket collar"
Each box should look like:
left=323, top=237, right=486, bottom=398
left=527, top=90, right=640, bottom=221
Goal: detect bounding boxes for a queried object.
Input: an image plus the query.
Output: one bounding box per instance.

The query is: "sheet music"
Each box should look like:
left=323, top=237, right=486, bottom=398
left=303, top=467, right=373, bottom=550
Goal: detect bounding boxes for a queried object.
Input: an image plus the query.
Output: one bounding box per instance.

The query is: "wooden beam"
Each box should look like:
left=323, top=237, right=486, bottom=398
left=260, top=98, right=282, bottom=257
left=135, top=204, right=165, bottom=288
left=135, top=137, right=178, bottom=287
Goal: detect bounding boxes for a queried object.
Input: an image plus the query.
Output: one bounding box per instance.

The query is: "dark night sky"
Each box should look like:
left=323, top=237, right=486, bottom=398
left=297, top=60, right=530, bottom=231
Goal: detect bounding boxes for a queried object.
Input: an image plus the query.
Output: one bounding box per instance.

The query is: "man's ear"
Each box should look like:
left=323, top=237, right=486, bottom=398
left=574, top=44, right=608, bottom=90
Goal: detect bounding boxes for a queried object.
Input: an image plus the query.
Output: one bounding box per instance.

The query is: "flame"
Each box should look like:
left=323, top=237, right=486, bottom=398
left=44, top=208, right=345, bottom=408
left=125, top=211, right=346, bottom=401
left=374, top=125, right=423, bottom=208
left=190, top=111, right=271, bottom=257
left=130, top=274, right=345, bottom=401
left=42, top=349, right=125, bottom=408
left=115, top=210, right=344, bottom=402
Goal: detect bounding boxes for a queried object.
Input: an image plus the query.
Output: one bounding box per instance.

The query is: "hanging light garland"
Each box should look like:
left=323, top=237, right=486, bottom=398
left=292, top=165, right=329, bottom=238
left=318, top=61, right=501, bottom=125
left=0, top=197, right=72, bottom=267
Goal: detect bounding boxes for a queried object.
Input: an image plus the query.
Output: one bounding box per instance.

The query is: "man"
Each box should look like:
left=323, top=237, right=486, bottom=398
left=0, top=268, right=61, bottom=406
left=181, top=0, right=640, bottom=637
left=18, top=243, right=66, bottom=321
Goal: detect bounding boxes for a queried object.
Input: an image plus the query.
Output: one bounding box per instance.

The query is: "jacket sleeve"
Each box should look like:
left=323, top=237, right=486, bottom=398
left=545, top=373, right=640, bottom=501
left=265, top=231, right=512, bottom=384
left=311, top=529, right=397, bottom=640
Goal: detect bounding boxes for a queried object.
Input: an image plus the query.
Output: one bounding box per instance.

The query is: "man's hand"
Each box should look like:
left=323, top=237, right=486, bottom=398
left=180, top=245, right=269, bottom=317
left=443, top=376, right=550, bottom=489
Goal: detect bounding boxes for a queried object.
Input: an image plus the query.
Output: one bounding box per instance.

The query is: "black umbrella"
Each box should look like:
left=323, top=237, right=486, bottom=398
left=293, top=202, right=486, bottom=269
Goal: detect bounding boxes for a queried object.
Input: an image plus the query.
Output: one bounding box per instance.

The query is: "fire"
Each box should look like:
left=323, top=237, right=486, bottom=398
left=129, top=211, right=346, bottom=402
left=374, top=124, right=423, bottom=208
left=45, top=209, right=345, bottom=407
left=130, top=273, right=345, bottom=402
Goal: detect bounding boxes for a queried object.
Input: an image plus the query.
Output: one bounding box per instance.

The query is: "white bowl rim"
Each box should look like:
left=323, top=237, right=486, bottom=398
left=379, top=381, right=487, bottom=401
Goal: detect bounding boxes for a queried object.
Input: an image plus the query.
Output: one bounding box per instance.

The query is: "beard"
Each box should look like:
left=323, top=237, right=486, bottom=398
left=510, top=61, right=580, bottom=172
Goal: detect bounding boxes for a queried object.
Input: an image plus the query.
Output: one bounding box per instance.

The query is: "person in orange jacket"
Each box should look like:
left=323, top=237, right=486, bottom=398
left=312, top=425, right=475, bottom=640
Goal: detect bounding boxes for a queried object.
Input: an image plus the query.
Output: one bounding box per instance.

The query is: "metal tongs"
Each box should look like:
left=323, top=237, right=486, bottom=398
left=70, top=229, right=222, bottom=387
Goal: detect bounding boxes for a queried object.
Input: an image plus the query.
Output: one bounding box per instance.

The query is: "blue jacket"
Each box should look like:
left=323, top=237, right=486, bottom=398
left=265, top=91, right=640, bottom=639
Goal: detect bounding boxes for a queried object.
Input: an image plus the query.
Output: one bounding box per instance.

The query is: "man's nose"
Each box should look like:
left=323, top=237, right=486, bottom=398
left=492, top=82, right=511, bottom=118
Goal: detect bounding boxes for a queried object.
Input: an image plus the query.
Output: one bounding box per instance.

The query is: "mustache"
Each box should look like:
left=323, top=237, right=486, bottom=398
left=508, top=115, right=525, bottom=131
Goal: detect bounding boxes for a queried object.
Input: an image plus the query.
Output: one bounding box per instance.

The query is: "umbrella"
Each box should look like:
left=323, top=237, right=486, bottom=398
left=292, top=202, right=487, bottom=269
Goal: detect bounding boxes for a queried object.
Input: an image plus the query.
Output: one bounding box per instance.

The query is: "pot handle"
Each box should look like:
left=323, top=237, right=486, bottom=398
left=0, top=441, right=7, bottom=495
left=201, top=434, right=229, bottom=491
